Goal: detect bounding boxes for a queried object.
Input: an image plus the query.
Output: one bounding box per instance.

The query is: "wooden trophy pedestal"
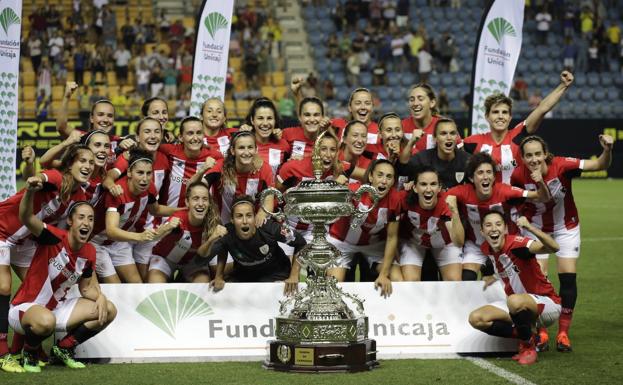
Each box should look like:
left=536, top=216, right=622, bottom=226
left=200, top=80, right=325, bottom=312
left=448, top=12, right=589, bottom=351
left=264, top=339, right=378, bottom=373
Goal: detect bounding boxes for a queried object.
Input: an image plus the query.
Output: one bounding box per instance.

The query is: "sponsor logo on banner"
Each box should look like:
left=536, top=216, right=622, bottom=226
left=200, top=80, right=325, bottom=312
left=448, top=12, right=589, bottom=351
left=487, top=17, right=516, bottom=44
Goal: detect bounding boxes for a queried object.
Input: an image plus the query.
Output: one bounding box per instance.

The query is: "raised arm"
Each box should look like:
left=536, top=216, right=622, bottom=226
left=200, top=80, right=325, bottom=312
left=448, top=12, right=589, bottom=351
left=445, top=195, right=465, bottom=247
left=21, top=146, right=36, bottom=179
left=18, top=177, right=47, bottom=237
left=39, top=130, right=82, bottom=169
left=582, top=135, right=613, bottom=171
left=524, top=169, right=551, bottom=203
left=524, top=71, right=574, bottom=133
left=516, top=216, right=560, bottom=254
left=197, top=225, right=228, bottom=257
left=57, top=81, right=80, bottom=138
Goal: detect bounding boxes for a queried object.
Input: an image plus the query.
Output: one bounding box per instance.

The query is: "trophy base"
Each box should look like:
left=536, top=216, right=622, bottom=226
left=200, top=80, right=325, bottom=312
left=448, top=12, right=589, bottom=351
left=263, top=339, right=378, bottom=373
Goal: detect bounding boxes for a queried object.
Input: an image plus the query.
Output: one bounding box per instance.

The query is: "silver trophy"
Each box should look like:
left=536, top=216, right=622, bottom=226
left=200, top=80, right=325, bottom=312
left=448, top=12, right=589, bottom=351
left=261, top=132, right=380, bottom=372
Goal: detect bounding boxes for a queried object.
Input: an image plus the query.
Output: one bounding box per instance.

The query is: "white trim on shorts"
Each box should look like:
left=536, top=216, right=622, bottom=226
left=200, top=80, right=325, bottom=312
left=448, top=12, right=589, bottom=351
left=9, top=297, right=81, bottom=335
left=9, top=238, right=37, bottom=268
left=0, top=242, right=11, bottom=266
left=133, top=240, right=157, bottom=265
left=327, top=235, right=394, bottom=269
left=488, top=294, right=561, bottom=327
left=399, top=240, right=462, bottom=267
left=526, top=225, right=581, bottom=260
left=462, top=240, right=488, bottom=265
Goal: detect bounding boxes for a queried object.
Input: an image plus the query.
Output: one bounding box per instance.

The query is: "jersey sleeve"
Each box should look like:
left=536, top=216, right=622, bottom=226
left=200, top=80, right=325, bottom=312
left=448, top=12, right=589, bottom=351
left=446, top=184, right=468, bottom=203
left=277, top=162, right=297, bottom=188
left=510, top=121, right=528, bottom=145
left=41, top=169, right=63, bottom=189
left=112, top=155, right=129, bottom=175
left=104, top=192, right=122, bottom=212
left=35, top=224, right=63, bottom=245
left=557, top=156, right=583, bottom=174
left=500, top=183, right=529, bottom=199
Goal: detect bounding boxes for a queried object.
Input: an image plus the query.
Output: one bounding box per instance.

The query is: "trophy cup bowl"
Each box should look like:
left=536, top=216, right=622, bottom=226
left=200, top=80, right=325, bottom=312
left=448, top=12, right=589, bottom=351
left=261, top=132, right=380, bottom=372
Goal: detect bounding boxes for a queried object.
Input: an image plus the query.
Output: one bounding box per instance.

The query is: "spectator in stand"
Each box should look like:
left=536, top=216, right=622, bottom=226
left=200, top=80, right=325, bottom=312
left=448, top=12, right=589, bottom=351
left=121, top=15, right=136, bottom=52
left=391, top=31, right=406, bottom=72
left=345, top=0, right=359, bottom=32
left=102, top=5, right=117, bottom=49
left=346, top=51, right=361, bottom=87
left=36, top=58, right=52, bottom=98
left=179, top=51, right=193, bottom=97
left=528, top=90, right=543, bottom=110
left=580, top=7, right=594, bottom=40
left=396, top=0, right=409, bottom=28
left=163, top=59, right=179, bottom=100
left=27, top=34, right=43, bottom=74
left=451, top=0, right=462, bottom=8
left=563, top=8, right=576, bottom=38
left=331, top=1, right=344, bottom=32
left=606, top=22, right=621, bottom=60
left=437, top=32, right=456, bottom=72
left=29, top=7, right=47, bottom=37
left=382, top=0, right=397, bottom=28
left=244, top=51, right=260, bottom=89
left=370, top=0, right=383, bottom=28
left=535, top=6, right=552, bottom=45
left=73, top=45, right=87, bottom=86
left=373, top=62, right=387, bottom=86
left=327, top=33, right=340, bottom=59
left=149, top=64, right=165, bottom=97
left=136, top=62, right=151, bottom=98
left=90, top=47, right=106, bottom=81
left=113, top=45, right=132, bottom=86
left=48, top=30, right=64, bottom=67
left=322, top=79, right=336, bottom=100
left=418, top=45, right=433, bottom=83
left=511, top=74, right=529, bottom=101
left=437, top=88, right=450, bottom=116
left=562, top=37, right=577, bottom=71
left=588, top=39, right=600, bottom=72
left=409, top=26, right=426, bottom=73
left=35, top=89, right=50, bottom=122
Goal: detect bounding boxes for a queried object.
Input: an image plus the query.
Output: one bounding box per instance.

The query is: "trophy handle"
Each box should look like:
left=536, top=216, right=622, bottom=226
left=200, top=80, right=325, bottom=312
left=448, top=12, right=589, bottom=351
left=259, top=187, right=285, bottom=220
left=350, top=184, right=379, bottom=229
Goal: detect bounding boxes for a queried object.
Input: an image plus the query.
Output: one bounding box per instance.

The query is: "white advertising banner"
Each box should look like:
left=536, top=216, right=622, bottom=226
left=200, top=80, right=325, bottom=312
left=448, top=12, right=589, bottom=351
left=189, top=0, right=234, bottom=116
left=0, top=1, right=21, bottom=200
left=471, top=0, right=524, bottom=134
left=75, top=282, right=515, bottom=362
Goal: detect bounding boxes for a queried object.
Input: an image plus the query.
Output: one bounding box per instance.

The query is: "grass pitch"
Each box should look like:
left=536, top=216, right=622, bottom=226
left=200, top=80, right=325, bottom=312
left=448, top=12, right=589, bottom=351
left=4, top=179, right=623, bottom=385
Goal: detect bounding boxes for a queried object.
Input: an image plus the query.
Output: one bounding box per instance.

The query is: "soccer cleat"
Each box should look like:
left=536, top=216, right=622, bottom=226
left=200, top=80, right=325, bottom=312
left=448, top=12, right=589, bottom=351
left=0, top=353, right=25, bottom=373
left=51, top=345, right=86, bottom=369
left=512, top=340, right=527, bottom=361
left=536, top=328, right=550, bottom=352
left=556, top=332, right=573, bottom=352
left=21, top=351, right=41, bottom=373
left=516, top=339, right=538, bottom=365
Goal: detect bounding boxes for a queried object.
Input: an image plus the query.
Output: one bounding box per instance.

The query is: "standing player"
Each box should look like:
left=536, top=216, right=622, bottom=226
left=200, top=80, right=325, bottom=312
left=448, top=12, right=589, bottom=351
left=468, top=212, right=560, bottom=366
left=401, top=83, right=442, bottom=150
left=209, top=195, right=304, bottom=293
left=399, top=168, right=463, bottom=281
left=148, top=182, right=227, bottom=283
left=338, top=121, right=371, bottom=179
left=327, top=160, right=403, bottom=296
left=512, top=134, right=614, bottom=352
left=282, top=97, right=329, bottom=160
left=463, top=71, right=574, bottom=184
left=201, top=98, right=237, bottom=157
left=446, top=153, right=550, bottom=280
left=10, top=186, right=116, bottom=373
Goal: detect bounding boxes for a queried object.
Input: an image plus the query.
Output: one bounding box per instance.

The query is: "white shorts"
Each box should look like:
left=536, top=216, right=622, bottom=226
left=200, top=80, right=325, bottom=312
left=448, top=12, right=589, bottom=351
left=0, top=242, right=10, bottom=266
left=327, top=235, right=396, bottom=269
left=93, top=242, right=133, bottom=278
left=9, top=297, right=80, bottom=335
left=462, top=240, right=487, bottom=265
left=399, top=241, right=462, bottom=267
left=489, top=294, right=562, bottom=328
left=9, top=238, right=37, bottom=268
left=133, top=241, right=157, bottom=265
left=526, top=225, right=581, bottom=260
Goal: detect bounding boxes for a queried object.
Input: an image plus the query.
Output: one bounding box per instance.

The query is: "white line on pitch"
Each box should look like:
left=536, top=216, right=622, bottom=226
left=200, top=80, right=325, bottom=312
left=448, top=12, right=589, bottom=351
left=466, top=357, right=538, bottom=385
left=582, top=237, right=623, bottom=242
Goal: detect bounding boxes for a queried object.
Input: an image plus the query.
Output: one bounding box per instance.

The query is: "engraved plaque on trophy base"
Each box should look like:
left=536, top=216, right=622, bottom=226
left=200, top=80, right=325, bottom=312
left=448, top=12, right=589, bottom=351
left=264, top=339, right=378, bottom=373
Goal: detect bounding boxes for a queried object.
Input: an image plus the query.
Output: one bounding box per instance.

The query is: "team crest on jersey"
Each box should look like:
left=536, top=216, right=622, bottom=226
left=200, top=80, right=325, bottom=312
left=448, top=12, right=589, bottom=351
left=259, top=244, right=269, bottom=255
left=455, top=172, right=464, bottom=183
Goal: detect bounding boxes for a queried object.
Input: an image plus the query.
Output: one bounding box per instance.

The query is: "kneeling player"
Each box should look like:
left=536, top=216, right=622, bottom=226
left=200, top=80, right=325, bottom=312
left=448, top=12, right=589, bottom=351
left=9, top=184, right=116, bottom=372
left=209, top=196, right=304, bottom=294
left=468, top=211, right=560, bottom=365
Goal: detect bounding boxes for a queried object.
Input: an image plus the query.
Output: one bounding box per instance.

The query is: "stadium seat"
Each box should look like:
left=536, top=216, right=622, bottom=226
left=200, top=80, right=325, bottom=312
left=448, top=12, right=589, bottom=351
left=580, top=89, right=594, bottom=101
left=587, top=74, right=600, bottom=87
left=22, top=71, right=35, bottom=86
left=400, top=73, right=416, bottom=88
left=606, top=87, right=620, bottom=100
left=574, top=73, right=587, bottom=86
left=272, top=72, right=286, bottom=86
left=594, top=89, right=606, bottom=101
left=359, top=72, right=372, bottom=88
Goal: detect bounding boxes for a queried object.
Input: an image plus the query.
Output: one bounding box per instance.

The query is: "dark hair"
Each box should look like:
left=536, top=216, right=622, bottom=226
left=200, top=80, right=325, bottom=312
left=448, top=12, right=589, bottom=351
left=80, top=129, right=109, bottom=146
left=481, top=209, right=506, bottom=228
left=519, top=135, right=554, bottom=164
left=378, top=112, right=401, bottom=130
left=127, top=148, right=154, bottom=170
left=223, top=131, right=260, bottom=188
left=408, top=83, right=439, bottom=115
left=433, top=117, right=457, bottom=136
left=407, top=166, right=440, bottom=205
left=141, top=97, right=168, bottom=117
left=364, top=158, right=395, bottom=183
left=179, top=116, right=203, bottom=135
left=465, top=152, right=497, bottom=181
left=231, top=194, right=256, bottom=215
left=246, top=97, right=281, bottom=130
left=59, top=144, right=93, bottom=204
left=298, top=96, right=324, bottom=116
left=484, top=93, right=513, bottom=116
left=136, top=117, right=163, bottom=135
left=340, top=120, right=367, bottom=145
left=186, top=181, right=221, bottom=242
left=90, top=99, right=115, bottom=116
left=67, top=200, right=94, bottom=219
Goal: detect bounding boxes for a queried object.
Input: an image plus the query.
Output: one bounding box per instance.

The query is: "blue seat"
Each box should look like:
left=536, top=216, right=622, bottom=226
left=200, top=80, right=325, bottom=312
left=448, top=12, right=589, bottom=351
left=586, top=104, right=599, bottom=117
left=574, top=73, right=587, bottom=86
left=594, top=89, right=606, bottom=101
left=441, top=75, right=454, bottom=87
left=566, top=88, right=581, bottom=101
left=376, top=86, right=392, bottom=102
left=587, top=74, right=600, bottom=87
left=580, top=88, right=594, bottom=101
left=388, top=74, right=401, bottom=87
left=600, top=73, right=613, bottom=86
left=542, top=61, right=555, bottom=72
left=332, top=73, right=347, bottom=87
left=360, top=72, right=373, bottom=88
left=599, top=103, right=612, bottom=118
left=401, top=72, right=416, bottom=87
left=606, top=87, right=620, bottom=100
left=330, top=61, right=343, bottom=72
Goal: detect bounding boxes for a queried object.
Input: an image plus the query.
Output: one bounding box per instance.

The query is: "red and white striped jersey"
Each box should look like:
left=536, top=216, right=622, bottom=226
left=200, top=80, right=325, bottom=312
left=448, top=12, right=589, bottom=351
left=338, top=150, right=371, bottom=184
left=329, top=183, right=401, bottom=246
left=11, top=225, right=96, bottom=310
left=205, top=159, right=274, bottom=224
left=91, top=177, right=157, bottom=245
left=152, top=210, right=203, bottom=265
left=282, top=126, right=316, bottom=159
left=256, top=139, right=291, bottom=177
left=0, top=170, right=87, bottom=246
left=446, top=183, right=528, bottom=245
left=463, top=121, right=526, bottom=184
left=332, top=118, right=379, bottom=144
left=481, top=234, right=561, bottom=303
left=158, top=143, right=222, bottom=209
left=400, top=191, right=453, bottom=248
left=511, top=156, right=583, bottom=232
left=402, top=114, right=440, bottom=152
left=203, top=127, right=238, bottom=157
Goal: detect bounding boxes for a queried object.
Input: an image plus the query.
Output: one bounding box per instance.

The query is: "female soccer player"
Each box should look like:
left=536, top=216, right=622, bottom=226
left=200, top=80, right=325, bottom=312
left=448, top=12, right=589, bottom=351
left=282, top=97, right=330, bottom=159
left=399, top=167, right=463, bottom=281
left=366, top=112, right=406, bottom=163
left=201, top=131, right=274, bottom=226
left=401, top=83, right=442, bottom=150
left=141, top=97, right=175, bottom=143
left=201, top=97, right=237, bottom=156
left=468, top=211, right=560, bottom=366
left=277, top=131, right=349, bottom=240
left=327, top=159, right=403, bottom=296
left=463, top=71, right=574, bottom=184
left=209, top=195, right=304, bottom=293
left=339, top=120, right=371, bottom=183
left=90, top=150, right=180, bottom=283
left=11, top=188, right=116, bottom=373
left=148, top=182, right=227, bottom=283
left=0, top=145, right=94, bottom=373
left=245, top=98, right=290, bottom=176
left=512, top=134, right=613, bottom=352
left=446, top=152, right=550, bottom=280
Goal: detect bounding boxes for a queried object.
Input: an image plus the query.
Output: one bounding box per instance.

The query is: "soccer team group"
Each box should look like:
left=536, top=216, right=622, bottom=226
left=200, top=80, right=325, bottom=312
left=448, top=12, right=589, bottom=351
left=0, top=69, right=614, bottom=373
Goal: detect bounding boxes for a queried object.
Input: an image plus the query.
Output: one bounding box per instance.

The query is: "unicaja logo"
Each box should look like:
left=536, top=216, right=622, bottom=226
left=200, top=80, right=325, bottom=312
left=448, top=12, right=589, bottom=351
left=0, top=8, right=20, bottom=35
left=204, top=12, right=228, bottom=40
left=487, top=17, right=516, bottom=44
left=136, top=289, right=213, bottom=338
